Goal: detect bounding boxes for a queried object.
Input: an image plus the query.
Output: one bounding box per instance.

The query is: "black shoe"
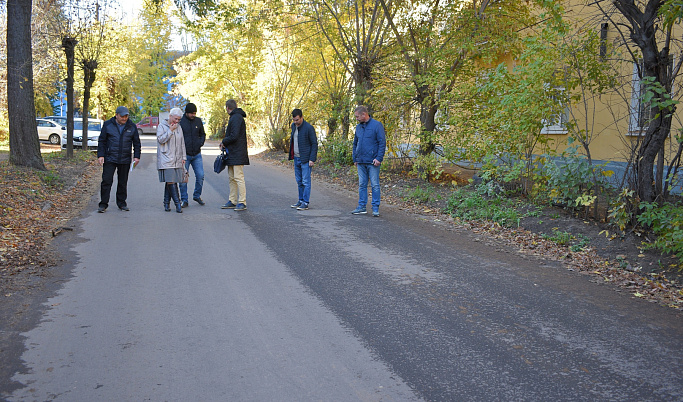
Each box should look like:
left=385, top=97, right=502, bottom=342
left=296, top=203, right=309, bottom=210
left=119, top=206, right=130, bottom=211
left=97, top=206, right=106, bottom=213
left=291, top=201, right=302, bottom=208
left=193, top=197, right=205, bottom=206
left=181, top=201, right=189, bottom=208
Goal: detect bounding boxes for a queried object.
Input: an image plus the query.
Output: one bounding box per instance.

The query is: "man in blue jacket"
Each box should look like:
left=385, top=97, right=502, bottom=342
left=97, top=106, right=141, bottom=213
left=289, top=108, right=318, bottom=210
left=351, top=105, right=386, bottom=217
left=179, top=103, right=206, bottom=207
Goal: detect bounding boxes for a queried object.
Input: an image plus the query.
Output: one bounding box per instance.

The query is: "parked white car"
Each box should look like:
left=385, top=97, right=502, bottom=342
left=43, top=116, right=67, bottom=125
left=36, top=118, right=66, bottom=145
left=61, top=119, right=104, bottom=150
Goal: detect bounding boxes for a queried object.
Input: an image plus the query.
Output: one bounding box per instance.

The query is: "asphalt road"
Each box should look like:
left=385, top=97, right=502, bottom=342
left=3, top=136, right=682, bottom=401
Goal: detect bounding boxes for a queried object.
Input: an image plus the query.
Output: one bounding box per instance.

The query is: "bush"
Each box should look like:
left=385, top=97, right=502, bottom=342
left=476, top=154, right=536, bottom=196
left=444, top=183, right=537, bottom=227
left=412, top=153, right=443, bottom=181
left=542, top=145, right=613, bottom=209
left=265, top=128, right=289, bottom=153
left=607, top=189, right=637, bottom=232
left=319, top=137, right=353, bottom=166
left=0, top=114, right=8, bottom=147
left=0, top=127, right=7, bottom=147
left=638, top=201, right=683, bottom=267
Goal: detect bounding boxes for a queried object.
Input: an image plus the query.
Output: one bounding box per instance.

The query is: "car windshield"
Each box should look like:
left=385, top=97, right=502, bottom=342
left=74, top=121, right=101, bottom=131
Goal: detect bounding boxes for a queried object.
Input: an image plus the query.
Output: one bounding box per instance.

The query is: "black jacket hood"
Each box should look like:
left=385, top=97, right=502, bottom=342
left=231, top=108, right=247, bottom=118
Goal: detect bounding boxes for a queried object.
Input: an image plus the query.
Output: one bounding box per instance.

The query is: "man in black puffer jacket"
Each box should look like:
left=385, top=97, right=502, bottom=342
left=220, top=99, right=249, bottom=211
left=96, top=106, right=141, bottom=212
left=179, top=103, right=207, bottom=207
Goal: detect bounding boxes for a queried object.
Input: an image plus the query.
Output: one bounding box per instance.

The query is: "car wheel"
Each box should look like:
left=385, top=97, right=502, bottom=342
left=138, top=128, right=143, bottom=136
left=49, top=134, right=60, bottom=144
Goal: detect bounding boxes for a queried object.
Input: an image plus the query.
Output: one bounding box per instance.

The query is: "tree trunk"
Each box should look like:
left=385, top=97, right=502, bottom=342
left=419, top=104, right=438, bottom=156
left=354, top=56, right=374, bottom=110
left=62, top=37, right=78, bottom=158
left=81, top=59, right=97, bottom=151
left=417, top=83, right=438, bottom=156
left=612, top=0, right=674, bottom=202
left=329, top=93, right=351, bottom=141
left=414, top=87, right=439, bottom=181
left=637, top=115, right=673, bottom=202
left=327, top=116, right=337, bottom=138
left=7, top=0, right=46, bottom=170
left=328, top=93, right=342, bottom=139
left=342, top=112, right=350, bottom=140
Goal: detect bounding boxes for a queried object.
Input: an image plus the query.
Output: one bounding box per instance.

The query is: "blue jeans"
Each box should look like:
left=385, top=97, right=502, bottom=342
left=357, top=163, right=380, bottom=210
left=179, top=153, right=204, bottom=202
left=294, top=157, right=312, bottom=204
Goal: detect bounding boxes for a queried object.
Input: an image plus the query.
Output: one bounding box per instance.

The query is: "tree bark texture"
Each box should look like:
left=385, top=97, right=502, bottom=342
left=353, top=56, right=374, bottom=110
left=62, top=37, right=78, bottom=158
left=612, top=0, right=675, bottom=202
left=328, top=91, right=351, bottom=140
left=7, top=0, right=46, bottom=170
left=81, top=59, right=97, bottom=150
left=413, top=80, right=438, bottom=156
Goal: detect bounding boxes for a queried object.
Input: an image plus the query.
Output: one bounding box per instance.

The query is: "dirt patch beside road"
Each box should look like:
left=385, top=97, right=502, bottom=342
left=1, top=148, right=98, bottom=288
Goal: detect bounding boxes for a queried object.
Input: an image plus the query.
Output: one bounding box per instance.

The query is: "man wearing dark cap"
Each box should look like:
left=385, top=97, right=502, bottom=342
left=96, top=106, right=141, bottom=212
left=179, top=102, right=206, bottom=207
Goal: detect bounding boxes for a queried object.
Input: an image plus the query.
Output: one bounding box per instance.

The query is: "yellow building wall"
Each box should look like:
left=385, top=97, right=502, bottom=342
left=529, top=0, right=682, bottom=163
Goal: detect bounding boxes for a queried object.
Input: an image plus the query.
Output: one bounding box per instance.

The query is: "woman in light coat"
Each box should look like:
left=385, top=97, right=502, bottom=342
left=157, top=108, right=187, bottom=213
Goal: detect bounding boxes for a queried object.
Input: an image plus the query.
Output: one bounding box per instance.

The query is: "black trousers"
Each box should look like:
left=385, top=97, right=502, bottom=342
left=99, top=162, right=131, bottom=209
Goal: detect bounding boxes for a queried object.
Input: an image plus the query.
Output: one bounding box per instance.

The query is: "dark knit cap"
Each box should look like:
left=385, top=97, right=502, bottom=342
left=185, top=103, right=197, bottom=114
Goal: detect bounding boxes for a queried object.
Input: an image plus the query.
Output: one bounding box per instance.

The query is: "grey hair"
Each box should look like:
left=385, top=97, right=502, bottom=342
left=169, top=108, right=183, bottom=118
left=354, top=105, right=369, bottom=115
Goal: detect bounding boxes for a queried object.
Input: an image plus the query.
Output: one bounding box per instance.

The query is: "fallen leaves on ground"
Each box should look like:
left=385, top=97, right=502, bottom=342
left=462, top=221, right=682, bottom=310
left=0, top=154, right=99, bottom=294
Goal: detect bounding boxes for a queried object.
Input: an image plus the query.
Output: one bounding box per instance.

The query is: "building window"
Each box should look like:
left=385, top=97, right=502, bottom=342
left=630, top=58, right=675, bottom=134
left=600, top=23, right=608, bottom=59
left=629, top=61, right=653, bottom=134
left=541, top=86, right=569, bottom=134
